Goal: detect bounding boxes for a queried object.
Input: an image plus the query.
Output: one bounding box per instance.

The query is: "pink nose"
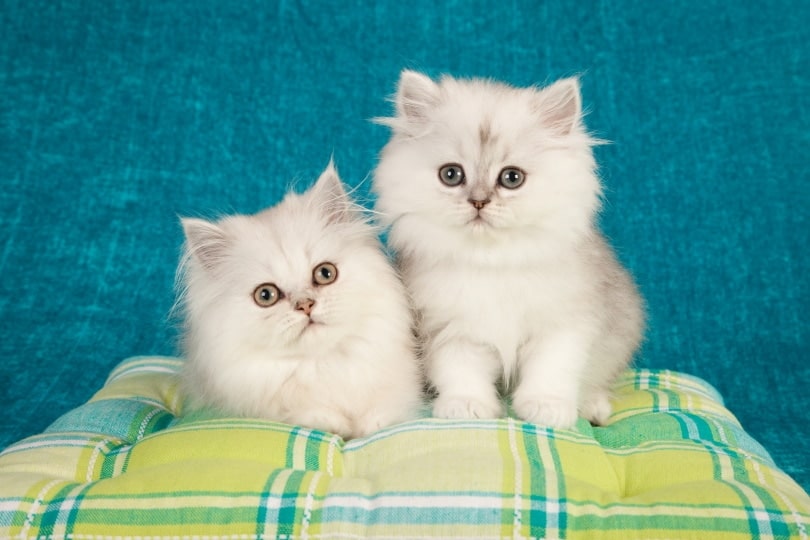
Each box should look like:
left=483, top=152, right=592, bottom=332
left=469, top=198, right=490, bottom=210
left=295, top=298, right=315, bottom=316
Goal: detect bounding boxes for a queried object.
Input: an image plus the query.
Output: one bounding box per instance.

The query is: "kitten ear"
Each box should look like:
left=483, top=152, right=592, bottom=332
left=309, top=161, right=353, bottom=224
left=535, top=77, right=582, bottom=136
left=181, top=217, right=229, bottom=272
left=395, top=70, right=441, bottom=123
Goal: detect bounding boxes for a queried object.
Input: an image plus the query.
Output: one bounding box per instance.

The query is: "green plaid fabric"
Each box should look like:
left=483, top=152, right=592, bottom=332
left=1, top=356, right=808, bottom=538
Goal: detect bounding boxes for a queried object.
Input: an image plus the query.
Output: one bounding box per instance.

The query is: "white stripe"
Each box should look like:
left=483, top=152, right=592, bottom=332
left=535, top=425, right=561, bottom=535
left=708, top=414, right=729, bottom=445
left=0, top=499, right=27, bottom=511
left=108, top=365, right=179, bottom=382
left=19, top=478, right=62, bottom=539
left=300, top=472, right=321, bottom=540
left=85, top=438, right=113, bottom=482
left=507, top=417, right=524, bottom=539
left=0, top=436, right=96, bottom=456
left=739, top=447, right=808, bottom=540
left=136, top=408, right=163, bottom=441
left=326, top=435, right=338, bottom=477
left=710, top=440, right=775, bottom=539
left=772, top=482, right=809, bottom=540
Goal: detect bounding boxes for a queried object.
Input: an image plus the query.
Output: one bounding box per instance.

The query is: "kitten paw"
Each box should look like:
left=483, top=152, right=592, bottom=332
left=355, top=409, right=414, bottom=438
left=580, top=392, right=612, bottom=426
left=433, top=394, right=503, bottom=420
left=513, top=397, right=578, bottom=428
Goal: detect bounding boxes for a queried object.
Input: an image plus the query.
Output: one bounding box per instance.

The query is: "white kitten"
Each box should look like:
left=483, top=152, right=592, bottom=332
left=373, top=71, right=645, bottom=428
left=178, top=163, right=423, bottom=439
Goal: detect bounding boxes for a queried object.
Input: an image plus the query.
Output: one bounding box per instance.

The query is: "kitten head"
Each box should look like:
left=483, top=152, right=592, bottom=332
left=179, top=163, right=397, bottom=363
left=373, top=70, right=603, bottom=264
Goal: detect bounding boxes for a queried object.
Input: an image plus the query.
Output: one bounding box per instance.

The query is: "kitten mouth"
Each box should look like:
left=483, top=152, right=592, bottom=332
left=297, top=318, right=322, bottom=336
left=468, top=213, right=491, bottom=227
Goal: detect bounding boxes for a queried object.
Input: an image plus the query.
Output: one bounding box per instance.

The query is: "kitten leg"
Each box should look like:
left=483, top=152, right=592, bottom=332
left=513, top=332, right=590, bottom=428
left=429, top=337, right=504, bottom=419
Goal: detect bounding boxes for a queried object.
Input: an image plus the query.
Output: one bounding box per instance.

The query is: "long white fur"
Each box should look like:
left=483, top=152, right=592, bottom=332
left=178, top=163, right=423, bottom=439
left=373, top=71, right=645, bottom=428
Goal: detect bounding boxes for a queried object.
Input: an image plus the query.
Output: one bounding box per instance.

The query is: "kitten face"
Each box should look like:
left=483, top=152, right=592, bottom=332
left=221, top=220, right=348, bottom=349
left=181, top=165, right=383, bottom=357
left=374, top=72, right=602, bottom=259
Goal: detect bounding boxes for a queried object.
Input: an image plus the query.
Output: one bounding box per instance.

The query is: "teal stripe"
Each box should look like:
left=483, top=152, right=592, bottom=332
left=2, top=497, right=32, bottom=529
left=305, top=432, right=322, bottom=469
left=725, top=443, right=791, bottom=538
left=720, top=481, right=764, bottom=539
left=691, top=413, right=716, bottom=441
left=649, top=389, right=661, bottom=412
left=521, top=424, right=568, bottom=537
left=633, top=370, right=644, bottom=390
left=35, top=483, right=76, bottom=535
left=276, top=470, right=306, bottom=539
left=547, top=429, right=567, bottom=536
left=663, top=388, right=681, bottom=410
left=701, top=439, right=763, bottom=539
left=99, top=444, right=130, bottom=479
left=523, top=426, right=545, bottom=536
left=670, top=411, right=693, bottom=440
left=570, top=510, right=759, bottom=534
left=255, top=468, right=285, bottom=536
left=285, top=426, right=300, bottom=467
left=63, top=483, right=95, bottom=538
left=40, top=505, right=261, bottom=527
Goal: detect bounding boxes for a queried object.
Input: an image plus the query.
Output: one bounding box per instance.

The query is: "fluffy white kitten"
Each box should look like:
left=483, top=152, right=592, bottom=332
left=373, top=71, right=645, bottom=428
left=178, top=163, right=423, bottom=439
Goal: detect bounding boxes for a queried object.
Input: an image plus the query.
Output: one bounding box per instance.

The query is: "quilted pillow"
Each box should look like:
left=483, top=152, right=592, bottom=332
left=1, top=356, right=808, bottom=539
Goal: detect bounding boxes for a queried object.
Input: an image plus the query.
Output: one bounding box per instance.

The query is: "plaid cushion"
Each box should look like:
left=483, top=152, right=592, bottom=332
left=1, top=356, right=808, bottom=538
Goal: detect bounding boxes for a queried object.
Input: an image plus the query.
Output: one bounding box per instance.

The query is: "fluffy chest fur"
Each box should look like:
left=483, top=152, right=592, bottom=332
left=404, top=246, right=598, bottom=369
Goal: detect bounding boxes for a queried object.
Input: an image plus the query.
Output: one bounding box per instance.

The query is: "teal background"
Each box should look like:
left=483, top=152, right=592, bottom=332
left=1, top=1, right=807, bottom=491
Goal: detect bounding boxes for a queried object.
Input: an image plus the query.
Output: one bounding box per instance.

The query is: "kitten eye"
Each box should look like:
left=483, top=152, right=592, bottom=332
left=313, top=262, right=338, bottom=286
left=253, top=283, right=282, bottom=307
left=438, top=164, right=466, bottom=187
left=498, top=167, right=526, bottom=189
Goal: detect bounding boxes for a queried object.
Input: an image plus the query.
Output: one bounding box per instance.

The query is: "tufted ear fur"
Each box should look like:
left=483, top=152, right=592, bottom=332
left=181, top=217, right=229, bottom=273
left=307, top=160, right=353, bottom=225
left=395, top=70, right=441, bottom=123
left=534, top=77, right=582, bottom=136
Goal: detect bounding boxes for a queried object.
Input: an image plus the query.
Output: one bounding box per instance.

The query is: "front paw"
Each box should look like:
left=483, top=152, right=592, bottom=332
left=513, top=396, right=578, bottom=428
left=580, top=392, right=612, bottom=426
left=433, top=394, right=504, bottom=420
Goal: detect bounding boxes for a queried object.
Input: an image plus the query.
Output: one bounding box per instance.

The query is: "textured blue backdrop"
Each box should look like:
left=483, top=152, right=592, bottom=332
left=1, top=1, right=808, bottom=490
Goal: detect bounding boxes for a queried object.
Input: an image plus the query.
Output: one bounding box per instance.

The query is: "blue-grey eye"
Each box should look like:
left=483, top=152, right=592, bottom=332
left=313, top=262, right=338, bottom=286
left=253, top=283, right=282, bottom=307
left=438, top=164, right=466, bottom=187
left=498, top=167, right=525, bottom=189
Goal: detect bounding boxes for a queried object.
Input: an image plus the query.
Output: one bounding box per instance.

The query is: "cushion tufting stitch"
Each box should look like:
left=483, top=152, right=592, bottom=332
left=1, top=356, right=808, bottom=539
